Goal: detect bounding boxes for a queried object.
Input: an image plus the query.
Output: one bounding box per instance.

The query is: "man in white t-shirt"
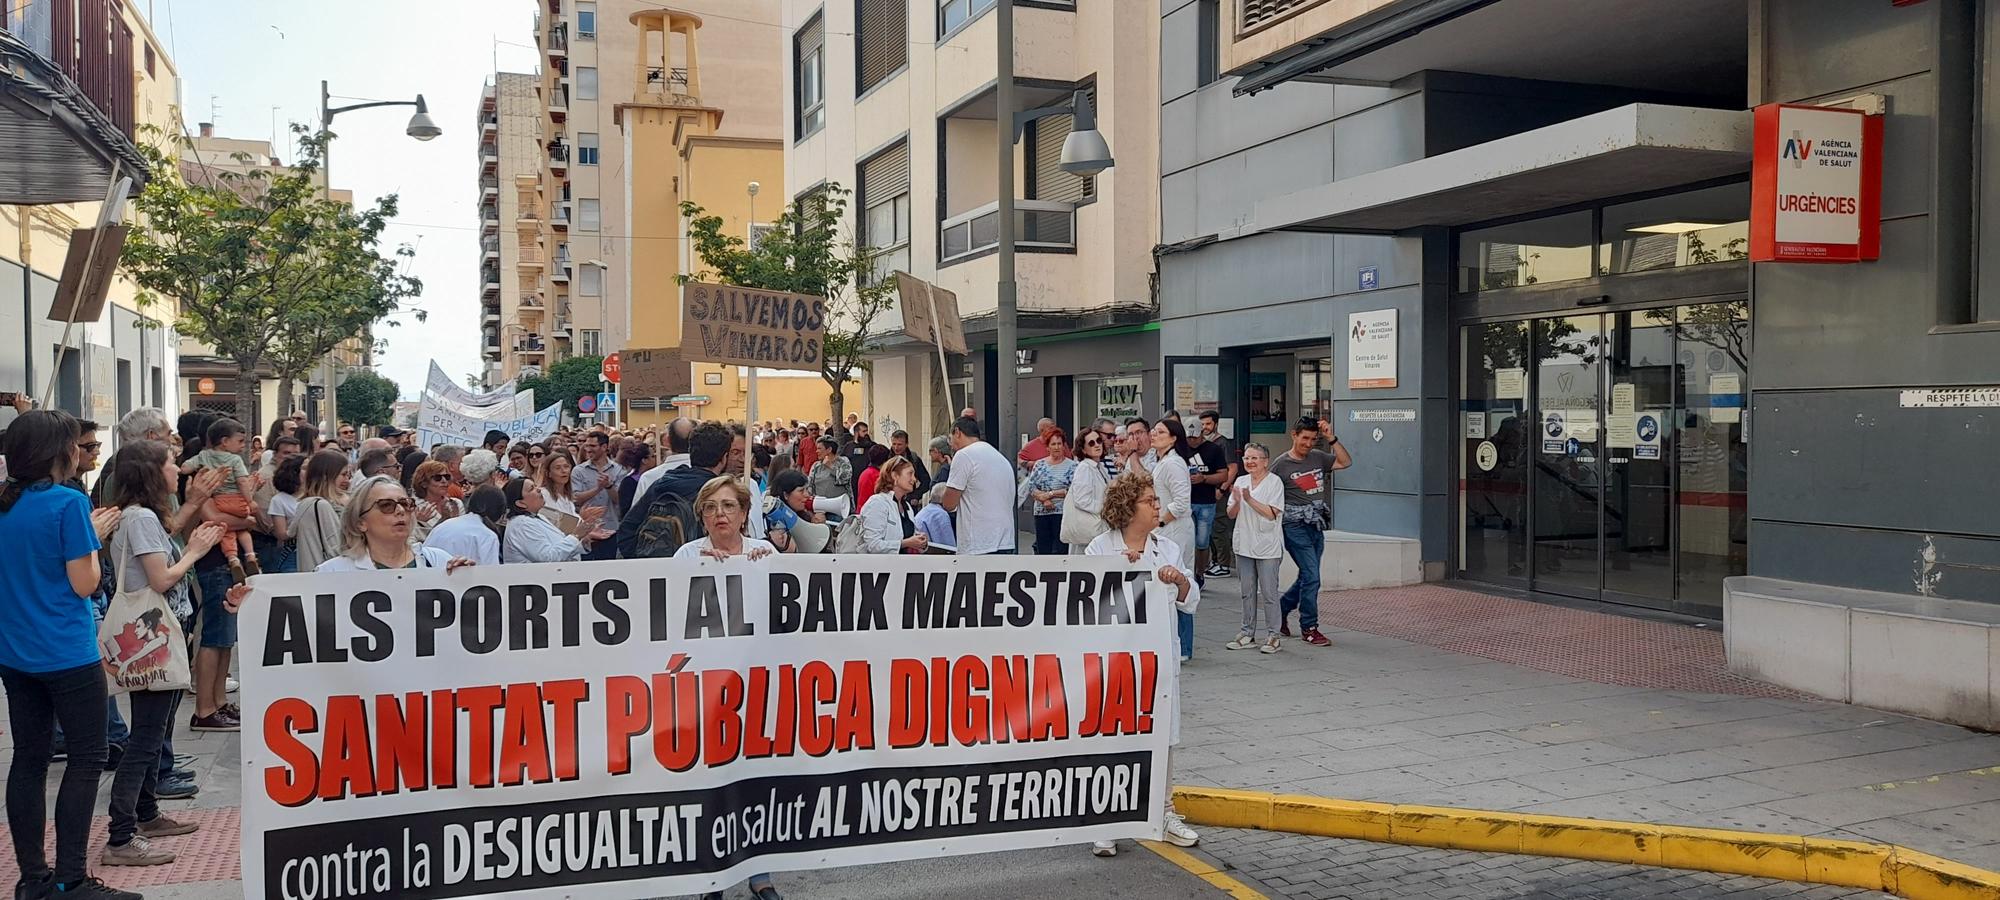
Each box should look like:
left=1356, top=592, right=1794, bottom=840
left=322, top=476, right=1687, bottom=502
left=938, top=416, right=1017, bottom=554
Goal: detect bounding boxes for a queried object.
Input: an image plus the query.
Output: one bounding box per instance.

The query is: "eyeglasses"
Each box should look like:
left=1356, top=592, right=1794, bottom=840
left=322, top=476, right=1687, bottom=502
left=77, top=441, right=101, bottom=452
left=528, top=451, right=545, bottom=458
left=429, top=474, right=452, bottom=483
left=698, top=500, right=744, bottom=515
left=369, top=497, right=418, bottom=515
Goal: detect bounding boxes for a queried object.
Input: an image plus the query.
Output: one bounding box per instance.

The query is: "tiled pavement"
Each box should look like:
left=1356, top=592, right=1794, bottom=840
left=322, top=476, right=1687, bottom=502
left=1197, top=828, right=1891, bottom=900
left=1174, top=582, right=2000, bottom=875
left=2, top=579, right=1997, bottom=898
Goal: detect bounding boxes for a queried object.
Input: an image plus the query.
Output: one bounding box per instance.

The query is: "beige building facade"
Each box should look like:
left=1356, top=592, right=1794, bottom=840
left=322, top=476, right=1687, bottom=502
left=781, top=0, right=1159, bottom=444
left=480, top=72, right=548, bottom=385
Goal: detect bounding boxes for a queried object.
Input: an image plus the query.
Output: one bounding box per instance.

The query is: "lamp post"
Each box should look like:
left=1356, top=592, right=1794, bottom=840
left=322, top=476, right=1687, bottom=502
left=994, top=2, right=1113, bottom=458
left=581, top=259, right=615, bottom=425
left=316, top=80, right=441, bottom=432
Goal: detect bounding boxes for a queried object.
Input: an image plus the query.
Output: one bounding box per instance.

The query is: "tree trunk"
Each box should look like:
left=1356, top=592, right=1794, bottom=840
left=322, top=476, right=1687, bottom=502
left=275, top=374, right=295, bottom=420
left=824, top=372, right=845, bottom=425
left=234, top=362, right=259, bottom=431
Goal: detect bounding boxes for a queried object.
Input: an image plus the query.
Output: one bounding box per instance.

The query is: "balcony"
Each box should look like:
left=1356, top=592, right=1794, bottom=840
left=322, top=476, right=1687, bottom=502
left=548, top=86, right=568, bottom=122
left=641, top=66, right=695, bottom=106
left=546, top=23, right=567, bottom=58
left=480, top=209, right=499, bottom=234
left=939, top=200, right=1076, bottom=265
left=1, top=0, right=148, bottom=202
left=513, top=335, right=547, bottom=355
left=481, top=265, right=500, bottom=295
left=551, top=263, right=570, bottom=284
left=517, top=244, right=545, bottom=269
left=480, top=175, right=498, bottom=202
left=480, top=143, right=499, bottom=173
left=548, top=142, right=569, bottom=173
left=551, top=202, right=570, bottom=231
left=482, top=235, right=499, bottom=261
left=481, top=116, right=497, bottom=138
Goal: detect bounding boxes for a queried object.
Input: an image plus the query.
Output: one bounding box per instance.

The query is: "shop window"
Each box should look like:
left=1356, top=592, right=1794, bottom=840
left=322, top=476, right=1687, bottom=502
left=1598, top=183, right=1749, bottom=275
left=1456, top=211, right=1594, bottom=293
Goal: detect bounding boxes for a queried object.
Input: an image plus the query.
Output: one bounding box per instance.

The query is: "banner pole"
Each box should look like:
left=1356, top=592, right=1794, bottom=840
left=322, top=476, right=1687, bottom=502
left=928, top=287, right=952, bottom=433
left=745, top=368, right=758, bottom=484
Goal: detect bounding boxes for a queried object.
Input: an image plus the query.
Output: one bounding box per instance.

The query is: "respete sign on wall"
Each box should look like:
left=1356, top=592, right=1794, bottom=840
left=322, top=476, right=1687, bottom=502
left=1749, top=102, right=1883, bottom=263
left=680, top=282, right=827, bottom=372
left=238, top=555, right=1174, bottom=899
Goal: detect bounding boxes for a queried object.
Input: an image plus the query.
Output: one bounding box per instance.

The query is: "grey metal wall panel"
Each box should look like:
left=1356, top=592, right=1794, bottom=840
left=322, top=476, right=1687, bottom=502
left=1159, top=294, right=1335, bottom=356
left=1332, top=93, right=1425, bottom=180
left=1752, top=388, right=2000, bottom=539
left=1331, top=488, right=1423, bottom=540
left=1329, top=286, right=1424, bottom=403
left=1870, top=72, right=1936, bottom=222
left=1161, top=95, right=1199, bottom=175
left=1181, top=81, right=1339, bottom=175
left=1333, top=234, right=1422, bottom=295
left=1764, top=0, right=1932, bottom=104
left=1161, top=4, right=1199, bottom=105
left=1191, top=152, right=1251, bottom=236
left=1162, top=170, right=1199, bottom=243
left=1336, top=83, right=1419, bottom=118
left=1329, top=396, right=1428, bottom=495
left=1750, top=520, right=2000, bottom=603
left=1158, top=232, right=1336, bottom=322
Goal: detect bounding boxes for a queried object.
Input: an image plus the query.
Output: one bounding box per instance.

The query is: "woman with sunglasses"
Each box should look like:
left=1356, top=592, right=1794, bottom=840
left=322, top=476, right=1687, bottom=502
left=1062, top=427, right=1113, bottom=553
left=500, top=477, right=603, bottom=564
left=521, top=443, right=549, bottom=483
left=316, top=475, right=472, bottom=572
left=409, top=460, right=463, bottom=543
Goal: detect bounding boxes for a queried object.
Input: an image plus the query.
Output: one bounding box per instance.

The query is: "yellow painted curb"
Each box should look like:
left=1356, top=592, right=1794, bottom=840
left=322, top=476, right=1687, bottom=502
left=1173, top=786, right=2000, bottom=900
left=1140, top=840, right=1271, bottom=899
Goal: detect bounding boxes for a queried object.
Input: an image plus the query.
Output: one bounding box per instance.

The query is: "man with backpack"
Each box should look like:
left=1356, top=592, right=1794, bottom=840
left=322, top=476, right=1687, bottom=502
left=615, top=422, right=739, bottom=559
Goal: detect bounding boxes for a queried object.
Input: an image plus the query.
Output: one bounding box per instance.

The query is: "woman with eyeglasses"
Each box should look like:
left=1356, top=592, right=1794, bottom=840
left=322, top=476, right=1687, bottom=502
left=1063, top=427, right=1113, bottom=553
left=409, top=460, right=464, bottom=543
left=675, top=476, right=776, bottom=562
left=315, top=475, right=473, bottom=573
left=500, top=477, right=600, bottom=564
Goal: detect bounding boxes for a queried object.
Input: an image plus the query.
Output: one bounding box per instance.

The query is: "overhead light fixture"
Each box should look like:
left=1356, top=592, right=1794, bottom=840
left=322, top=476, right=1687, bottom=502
left=1625, top=220, right=1732, bottom=235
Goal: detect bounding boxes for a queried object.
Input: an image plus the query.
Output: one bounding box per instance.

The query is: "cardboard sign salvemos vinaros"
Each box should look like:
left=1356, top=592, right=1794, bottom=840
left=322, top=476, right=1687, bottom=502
left=679, top=282, right=826, bottom=372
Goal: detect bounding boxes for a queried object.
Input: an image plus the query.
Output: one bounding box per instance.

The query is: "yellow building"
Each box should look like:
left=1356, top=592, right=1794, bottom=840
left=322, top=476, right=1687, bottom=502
left=611, top=7, right=796, bottom=427
left=1, top=0, right=183, bottom=439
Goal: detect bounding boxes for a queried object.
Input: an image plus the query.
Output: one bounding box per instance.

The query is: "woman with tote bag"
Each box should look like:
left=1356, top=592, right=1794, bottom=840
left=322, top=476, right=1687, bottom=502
left=1061, top=428, right=1114, bottom=552
left=291, top=450, right=354, bottom=573
left=100, top=440, right=225, bottom=866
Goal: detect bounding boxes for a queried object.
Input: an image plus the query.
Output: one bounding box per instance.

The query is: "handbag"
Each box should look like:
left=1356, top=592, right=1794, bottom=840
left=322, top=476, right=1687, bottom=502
left=1060, top=464, right=1107, bottom=546
left=831, top=517, right=869, bottom=554
left=97, top=536, right=193, bottom=695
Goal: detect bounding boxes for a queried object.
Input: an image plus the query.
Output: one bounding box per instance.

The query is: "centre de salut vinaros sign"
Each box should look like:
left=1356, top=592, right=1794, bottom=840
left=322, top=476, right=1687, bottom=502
left=679, top=282, right=828, bottom=372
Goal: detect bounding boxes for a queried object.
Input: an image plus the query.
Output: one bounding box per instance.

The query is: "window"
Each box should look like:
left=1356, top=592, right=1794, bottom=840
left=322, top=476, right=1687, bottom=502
left=581, top=329, right=602, bottom=356
left=143, top=43, right=155, bottom=78
left=1456, top=211, right=1594, bottom=292
left=576, top=67, right=598, bottom=101
left=578, top=198, right=601, bottom=231
left=794, top=13, right=826, bottom=139
left=580, top=261, right=603, bottom=295
left=749, top=223, right=776, bottom=251
left=856, top=0, right=907, bottom=95
left=1598, top=184, right=1749, bottom=275
left=577, top=2, right=597, bottom=38
left=938, top=0, right=995, bottom=37
left=1196, top=0, right=1219, bottom=86
left=577, top=133, right=599, bottom=165
left=1028, top=107, right=1095, bottom=205
left=859, top=142, right=911, bottom=283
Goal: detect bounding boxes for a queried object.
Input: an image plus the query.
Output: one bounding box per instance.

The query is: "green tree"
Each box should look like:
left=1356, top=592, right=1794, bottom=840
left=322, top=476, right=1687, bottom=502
left=681, top=184, right=894, bottom=422
left=121, top=126, right=420, bottom=426
left=335, top=369, right=401, bottom=428
left=517, top=354, right=605, bottom=418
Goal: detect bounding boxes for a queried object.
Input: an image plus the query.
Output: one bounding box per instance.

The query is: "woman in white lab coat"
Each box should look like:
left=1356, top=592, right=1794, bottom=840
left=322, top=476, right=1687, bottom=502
left=500, top=477, right=600, bottom=564
left=1148, top=418, right=1198, bottom=660
left=1085, top=470, right=1200, bottom=857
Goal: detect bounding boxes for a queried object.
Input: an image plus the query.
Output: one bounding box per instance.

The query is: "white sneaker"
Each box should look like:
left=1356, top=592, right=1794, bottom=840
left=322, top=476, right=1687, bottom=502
left=1260, top=637, right=1281, bottom=654
left=1162, top=812, right=1199, bottom=847
left=226, top=677, right=240, bottom=694
left=1224, top=635, right=1256, bottom=651
left=1091, top=840, right=1117, bottom=857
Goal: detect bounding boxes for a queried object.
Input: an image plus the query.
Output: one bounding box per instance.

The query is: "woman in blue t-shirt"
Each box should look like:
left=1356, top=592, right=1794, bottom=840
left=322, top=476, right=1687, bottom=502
left=0, top=410, right=127, bottom=898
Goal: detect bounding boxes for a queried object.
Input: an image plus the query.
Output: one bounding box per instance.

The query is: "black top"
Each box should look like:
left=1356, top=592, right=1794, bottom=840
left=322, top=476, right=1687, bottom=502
left=1185, top=440, right=1229, bottom=505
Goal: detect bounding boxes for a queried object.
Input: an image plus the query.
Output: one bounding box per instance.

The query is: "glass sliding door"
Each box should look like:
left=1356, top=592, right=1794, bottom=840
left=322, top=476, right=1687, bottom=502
left=1672, top=301, right=1750, bottom=616
left=1602, top=310, right=1678, bottom=608
left=1459, top=322, right=1532, bottom=585
left=1531, top=316, right=1607, bottom=599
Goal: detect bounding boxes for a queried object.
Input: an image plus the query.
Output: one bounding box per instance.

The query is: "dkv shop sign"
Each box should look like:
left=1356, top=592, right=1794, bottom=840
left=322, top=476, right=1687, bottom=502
left=1750, top=102, right=1883, bottom=263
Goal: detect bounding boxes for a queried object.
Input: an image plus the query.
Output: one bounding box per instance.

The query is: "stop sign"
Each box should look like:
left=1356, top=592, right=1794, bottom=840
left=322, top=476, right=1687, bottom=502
left=601, top=352, right=621, bottom=384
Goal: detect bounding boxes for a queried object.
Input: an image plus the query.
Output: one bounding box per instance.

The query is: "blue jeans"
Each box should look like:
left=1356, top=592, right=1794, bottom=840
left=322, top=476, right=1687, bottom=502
left=1190, top=503, right=1217, bottom=550
left=1177, top=610, right=1194, bottom=660
left=1278, top=523, right=1325, bottom=631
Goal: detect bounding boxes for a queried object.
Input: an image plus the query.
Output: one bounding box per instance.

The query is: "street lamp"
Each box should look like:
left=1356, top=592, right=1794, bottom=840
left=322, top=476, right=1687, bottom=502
left=993, top=69, right=1113, bottom=457
left=316, top=80, right=441, bottom=431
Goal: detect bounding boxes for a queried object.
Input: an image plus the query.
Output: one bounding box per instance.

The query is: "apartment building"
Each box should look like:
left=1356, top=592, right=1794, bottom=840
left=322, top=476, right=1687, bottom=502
left=479, top=72, right=548, bottom=385
left=2, top=0, right=181, bottom=440
left=782, top=0, right=1158, bottom=443
left=1160, top=0, right=2000, bottom=725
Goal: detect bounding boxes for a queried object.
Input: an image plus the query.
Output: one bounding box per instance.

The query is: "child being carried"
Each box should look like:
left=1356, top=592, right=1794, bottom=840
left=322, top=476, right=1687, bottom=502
left=186, top=417, right=262, bottom=581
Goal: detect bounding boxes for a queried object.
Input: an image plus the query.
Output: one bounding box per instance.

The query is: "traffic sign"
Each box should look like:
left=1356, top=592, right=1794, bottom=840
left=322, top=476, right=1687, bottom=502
left=197, top=377, right=216, bottom=396
left=577, top=394, right=598, bottom=414
left=596, top=391, right=617, bottom=413
left=601, top=352, right=621, bottom=384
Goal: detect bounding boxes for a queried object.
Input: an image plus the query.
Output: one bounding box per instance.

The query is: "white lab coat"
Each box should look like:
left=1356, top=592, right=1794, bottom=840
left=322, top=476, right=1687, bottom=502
left=503, top=512, right=584, bottom=563
left=1150, top=450, right=1196, bottom=572
left=1086, top=530, right=1197, bottom=745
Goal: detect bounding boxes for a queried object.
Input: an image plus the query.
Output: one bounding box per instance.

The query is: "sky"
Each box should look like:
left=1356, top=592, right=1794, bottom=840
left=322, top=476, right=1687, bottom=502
left=154, top=0, right=541, bottom=399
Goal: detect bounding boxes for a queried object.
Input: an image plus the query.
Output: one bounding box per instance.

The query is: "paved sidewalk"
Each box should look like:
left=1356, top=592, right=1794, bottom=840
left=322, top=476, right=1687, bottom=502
left=1175, top=581, right=2000, bottom=873
left=1198, top=827, right=1891, bottom=900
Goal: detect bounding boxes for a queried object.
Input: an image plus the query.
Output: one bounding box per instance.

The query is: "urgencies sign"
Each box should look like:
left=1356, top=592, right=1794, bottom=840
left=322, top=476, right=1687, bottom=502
left=1750, top=103, right=1883, bottom=263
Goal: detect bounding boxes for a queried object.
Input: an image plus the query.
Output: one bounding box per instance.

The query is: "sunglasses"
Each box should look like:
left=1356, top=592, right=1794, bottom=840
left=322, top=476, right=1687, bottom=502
left=429, top=474, right=452, bottom=482
left=529, top=451, right=545, bottom=458
left=369, top=497, right=418, bottom=515
left=78, top=441, right=101, bottom=452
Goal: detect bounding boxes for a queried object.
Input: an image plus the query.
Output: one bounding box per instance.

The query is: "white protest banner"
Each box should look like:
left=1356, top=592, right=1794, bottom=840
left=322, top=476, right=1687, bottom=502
left=425, top=362, right=518, bottom=410
left=416, top=400, right=561, bottom=451
left=239, top=555, right=1174, bottom=900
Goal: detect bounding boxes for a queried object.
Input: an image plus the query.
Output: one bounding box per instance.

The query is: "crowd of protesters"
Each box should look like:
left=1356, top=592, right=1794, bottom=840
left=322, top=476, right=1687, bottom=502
left=0, top=393, right=1350, bottom=898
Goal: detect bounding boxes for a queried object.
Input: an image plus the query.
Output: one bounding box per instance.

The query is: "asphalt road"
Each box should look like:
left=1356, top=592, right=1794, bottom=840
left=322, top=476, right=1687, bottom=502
left=748, top=842, right=1226, bottom=900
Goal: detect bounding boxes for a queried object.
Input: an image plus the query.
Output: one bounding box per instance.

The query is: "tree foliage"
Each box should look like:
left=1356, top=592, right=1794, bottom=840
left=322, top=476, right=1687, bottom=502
left=516, top=354, right=604, bottom=418
left=680, top=184, right=895, bottom=421
left=335, top=370, right=401, bottom=428
left=120, top=125, right=420, bottom=426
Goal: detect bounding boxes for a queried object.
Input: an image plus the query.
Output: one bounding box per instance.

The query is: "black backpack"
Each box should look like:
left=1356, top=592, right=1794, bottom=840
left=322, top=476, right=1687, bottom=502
left=631, top=488, right=702, bottom=559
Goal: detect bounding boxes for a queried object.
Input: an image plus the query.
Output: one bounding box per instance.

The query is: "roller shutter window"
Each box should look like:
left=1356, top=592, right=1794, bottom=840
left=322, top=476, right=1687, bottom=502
left=795, top=13, right=825, bottom=137
left=857, top=0, right=908, bottom=94
left=860, top=142, right=911, bottom=249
